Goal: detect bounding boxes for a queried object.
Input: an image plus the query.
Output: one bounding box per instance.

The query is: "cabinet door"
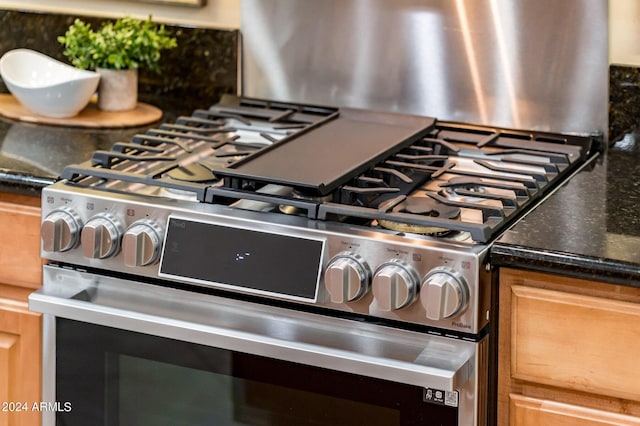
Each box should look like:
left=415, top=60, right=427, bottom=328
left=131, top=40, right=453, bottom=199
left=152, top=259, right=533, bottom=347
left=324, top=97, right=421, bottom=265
left=0, top=298, right=41, bottom=426
left=0, top=195, right=42, bottom=289
left=511, top=394, right=640, bottom=426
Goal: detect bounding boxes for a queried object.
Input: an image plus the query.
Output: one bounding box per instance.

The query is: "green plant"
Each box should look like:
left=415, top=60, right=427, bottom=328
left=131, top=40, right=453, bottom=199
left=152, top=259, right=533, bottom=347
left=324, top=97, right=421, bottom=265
left=58, top=16, right=177, bottom=73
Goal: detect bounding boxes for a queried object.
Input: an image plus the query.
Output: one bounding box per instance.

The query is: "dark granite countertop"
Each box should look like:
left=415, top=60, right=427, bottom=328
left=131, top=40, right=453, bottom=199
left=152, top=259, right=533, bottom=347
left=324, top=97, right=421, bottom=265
left=0, top=119, right=139, bottom=196
left=492, top=134, right=640, bottom=287
left=0, top=94, right=202, bottom=196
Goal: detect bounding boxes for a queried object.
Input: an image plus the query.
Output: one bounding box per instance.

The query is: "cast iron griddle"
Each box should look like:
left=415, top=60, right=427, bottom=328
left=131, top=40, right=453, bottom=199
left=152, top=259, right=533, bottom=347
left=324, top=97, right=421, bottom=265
left=215, top=108, right=436, bottom=195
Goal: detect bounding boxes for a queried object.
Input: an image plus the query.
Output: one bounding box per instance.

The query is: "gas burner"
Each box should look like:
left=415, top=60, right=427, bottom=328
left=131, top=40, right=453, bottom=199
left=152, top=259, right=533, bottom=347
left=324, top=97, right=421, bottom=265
left=440, top=177, right=487, bottom=203
left=167, top=163, right=217, bottom=183
left=279, top=190, right=332, bottom=215
left=378, top=197, right=461, bottom=235
left=157, top=187, right=200, bottom=201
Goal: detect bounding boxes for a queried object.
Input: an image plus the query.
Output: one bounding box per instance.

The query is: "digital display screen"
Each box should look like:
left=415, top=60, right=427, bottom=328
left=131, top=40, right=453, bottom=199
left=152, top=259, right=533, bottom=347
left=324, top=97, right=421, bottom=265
left=159, top=217, right=324, bottom=300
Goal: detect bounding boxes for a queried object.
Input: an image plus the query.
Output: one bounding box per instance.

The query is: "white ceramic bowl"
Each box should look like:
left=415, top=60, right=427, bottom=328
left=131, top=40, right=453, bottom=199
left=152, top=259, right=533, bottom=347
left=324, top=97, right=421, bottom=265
left=0, top=49, right=100, bottom=118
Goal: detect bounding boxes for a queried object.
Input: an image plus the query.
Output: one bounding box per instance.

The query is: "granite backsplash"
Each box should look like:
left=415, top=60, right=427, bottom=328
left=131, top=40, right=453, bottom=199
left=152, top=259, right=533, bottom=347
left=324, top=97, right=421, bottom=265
left=0, top=10, right=238, bottom=117
left=610, top=64, right=640, bottom=144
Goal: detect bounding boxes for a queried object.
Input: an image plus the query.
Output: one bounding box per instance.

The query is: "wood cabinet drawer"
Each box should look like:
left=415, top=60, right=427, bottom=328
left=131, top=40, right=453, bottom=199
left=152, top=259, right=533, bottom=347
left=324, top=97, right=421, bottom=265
left=510, top=394, right=640, bottom=425
left=511, top=285, right=640, bottom=401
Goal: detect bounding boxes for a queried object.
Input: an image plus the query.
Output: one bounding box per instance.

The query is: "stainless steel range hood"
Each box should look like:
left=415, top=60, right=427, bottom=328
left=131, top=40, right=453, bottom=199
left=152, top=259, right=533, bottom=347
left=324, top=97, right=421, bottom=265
left=240, top=0, right=608, bottom=140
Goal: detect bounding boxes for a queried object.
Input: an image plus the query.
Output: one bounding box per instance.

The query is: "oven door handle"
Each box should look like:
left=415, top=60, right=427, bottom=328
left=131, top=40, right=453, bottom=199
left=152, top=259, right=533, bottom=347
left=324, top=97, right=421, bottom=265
left=31, top=266, right=479, bottom=392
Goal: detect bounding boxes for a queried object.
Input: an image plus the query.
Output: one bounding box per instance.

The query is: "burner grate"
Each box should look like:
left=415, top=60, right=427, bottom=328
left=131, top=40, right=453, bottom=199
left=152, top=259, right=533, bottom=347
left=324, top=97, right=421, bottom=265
left=56, top=97, right=595, bottom=244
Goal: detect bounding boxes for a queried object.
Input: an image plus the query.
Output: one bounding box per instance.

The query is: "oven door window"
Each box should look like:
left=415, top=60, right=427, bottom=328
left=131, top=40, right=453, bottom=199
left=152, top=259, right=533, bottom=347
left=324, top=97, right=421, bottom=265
left=56, top=319, right=458, bottom=425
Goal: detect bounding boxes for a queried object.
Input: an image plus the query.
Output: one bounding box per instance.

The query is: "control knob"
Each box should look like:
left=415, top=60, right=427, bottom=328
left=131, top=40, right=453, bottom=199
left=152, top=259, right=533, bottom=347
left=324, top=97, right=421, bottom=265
left=41, top=207, right=83, bottom=252
left=81, top=213, right=124, bottom=259
left=122, top=220, right=163, bottom=267
left=372, top=260, right=419, bottom=311
left=324, top=252, right=371, bottom=303
left=421, top=267, right=469, bottom=320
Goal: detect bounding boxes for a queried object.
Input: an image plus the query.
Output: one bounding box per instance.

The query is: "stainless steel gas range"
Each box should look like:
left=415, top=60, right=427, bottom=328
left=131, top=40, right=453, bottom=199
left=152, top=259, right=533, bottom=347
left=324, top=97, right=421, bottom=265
left=29, top=95, right=595, bottom=426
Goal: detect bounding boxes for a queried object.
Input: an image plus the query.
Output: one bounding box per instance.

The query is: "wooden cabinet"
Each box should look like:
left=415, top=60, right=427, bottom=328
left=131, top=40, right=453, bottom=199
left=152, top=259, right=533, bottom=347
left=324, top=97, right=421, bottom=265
left=0, top=193, right=42, bottom=426
left=498, top=268, right=640, bottom=425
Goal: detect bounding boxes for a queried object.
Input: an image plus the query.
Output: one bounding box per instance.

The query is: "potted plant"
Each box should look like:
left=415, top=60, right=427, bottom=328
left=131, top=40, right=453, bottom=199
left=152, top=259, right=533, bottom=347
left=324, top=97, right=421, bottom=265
left=58, top=16, right=177, bottom=111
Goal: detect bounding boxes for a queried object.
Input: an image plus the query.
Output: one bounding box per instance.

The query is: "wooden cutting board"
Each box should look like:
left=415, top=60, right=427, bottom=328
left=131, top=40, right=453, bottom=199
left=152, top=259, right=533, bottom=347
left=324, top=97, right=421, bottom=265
left=0, top=93, right=162, bottom=128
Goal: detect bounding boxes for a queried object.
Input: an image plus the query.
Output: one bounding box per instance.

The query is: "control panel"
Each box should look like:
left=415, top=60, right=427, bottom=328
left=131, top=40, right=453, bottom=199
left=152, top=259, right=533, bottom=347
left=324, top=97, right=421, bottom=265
left=40, top=184, right=488, bottom=334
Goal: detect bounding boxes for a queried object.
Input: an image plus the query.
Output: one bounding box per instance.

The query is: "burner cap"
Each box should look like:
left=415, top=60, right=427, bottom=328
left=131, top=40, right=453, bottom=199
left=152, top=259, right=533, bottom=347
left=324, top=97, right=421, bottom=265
left=398, top=197, right=460, bottom=218
left=442, top=177, right=485, bottom=193
left=279, top=190, right=331, bottom=215
left=378, top=197, right=461, bottom=234
left=440, top=177, right=488, bottom=203
left=167, top=163, right=216, bottom=183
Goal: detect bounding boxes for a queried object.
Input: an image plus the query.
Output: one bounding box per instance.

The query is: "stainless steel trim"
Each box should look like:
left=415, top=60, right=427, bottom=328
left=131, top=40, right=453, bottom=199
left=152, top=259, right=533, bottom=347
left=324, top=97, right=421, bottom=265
left=41, top=314, right=56, bottom=426
left=40, top=182, right=490, bottom=334
left=31, top=264, right=477, bottom=391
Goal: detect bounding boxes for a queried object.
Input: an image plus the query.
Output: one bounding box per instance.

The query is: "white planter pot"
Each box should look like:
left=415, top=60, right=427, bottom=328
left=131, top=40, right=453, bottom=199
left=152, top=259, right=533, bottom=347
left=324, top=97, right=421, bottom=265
left=96, top=68, right=138, bottom=112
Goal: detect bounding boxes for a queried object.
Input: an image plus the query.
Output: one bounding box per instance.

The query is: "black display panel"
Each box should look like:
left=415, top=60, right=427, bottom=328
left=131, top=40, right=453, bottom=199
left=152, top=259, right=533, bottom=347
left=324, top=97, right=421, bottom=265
left=159, top=217, right=324, bottom=300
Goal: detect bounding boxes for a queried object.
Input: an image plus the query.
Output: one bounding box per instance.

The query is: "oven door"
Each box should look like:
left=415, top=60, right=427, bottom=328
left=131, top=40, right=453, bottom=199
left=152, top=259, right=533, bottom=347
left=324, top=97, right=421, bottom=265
left=30, top=264, right=487, bottom=426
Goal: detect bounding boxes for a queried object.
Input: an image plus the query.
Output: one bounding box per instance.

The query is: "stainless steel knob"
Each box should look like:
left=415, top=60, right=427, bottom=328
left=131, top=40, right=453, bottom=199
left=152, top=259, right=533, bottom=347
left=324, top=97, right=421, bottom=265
left=81, top=213, right=124, bottom=259
left=123, top=220, right=163, bottom=267
left=324, top=252, right=371, bottom=303
left=421, top=267, right=469, bottom=320
left=372, top=260, right=419, bottom=311
left=41, top=207, right=82, bottom=252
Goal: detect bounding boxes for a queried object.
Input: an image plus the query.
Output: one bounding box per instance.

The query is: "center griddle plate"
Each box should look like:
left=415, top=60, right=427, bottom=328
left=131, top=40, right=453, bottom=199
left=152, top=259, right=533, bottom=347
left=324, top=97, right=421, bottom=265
left=214, top=108, right=436, bottom=196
